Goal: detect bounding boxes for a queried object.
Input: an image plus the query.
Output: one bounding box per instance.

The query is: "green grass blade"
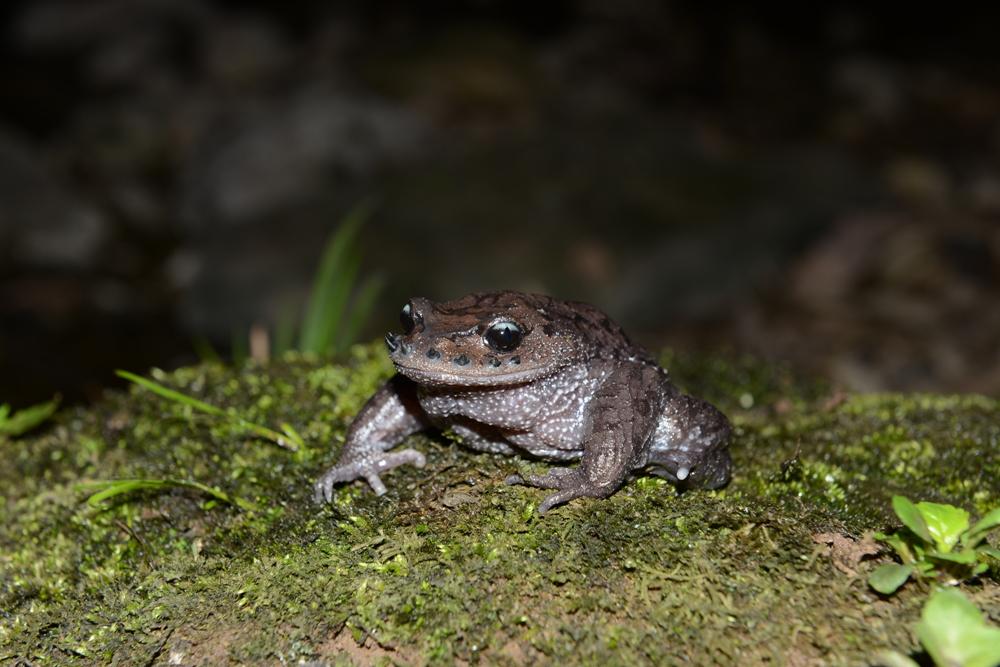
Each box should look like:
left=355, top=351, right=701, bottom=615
left=0, top=396, right=60, bottom=437
left=280, top=422, right=304, bottom=447
left=78, top=478, right=258, bottom=512
left=116, top=370, right=299, bottom=450
left=116, top=370, right=225, bottom=417
left=301, top=243, right=361, bottom=355
left=333, top=274, right=384, bottom=354
left=299, top=201, right=373, bottom=355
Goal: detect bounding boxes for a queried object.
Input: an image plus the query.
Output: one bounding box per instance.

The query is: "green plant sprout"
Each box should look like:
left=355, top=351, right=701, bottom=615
left=78, top=478, right=258, bottom=512
left=869, top=495, right=1000, bottom=595
left=879, top=587, right=1000, bottom=667
left=295, top=200, right=384, bottom=357
left=116, top=370, right=303, bottom=451
left=201, top=202, right=383, bottom=364
left=918, top=588, right=1000, bottom=667
left=0, top=396, right=60, bottom=440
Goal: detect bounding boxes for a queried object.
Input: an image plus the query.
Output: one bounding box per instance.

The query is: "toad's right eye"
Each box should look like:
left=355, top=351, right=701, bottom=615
left=484, top=321, right=523, bottom=353
left=400, top=303, right=420, bottom=334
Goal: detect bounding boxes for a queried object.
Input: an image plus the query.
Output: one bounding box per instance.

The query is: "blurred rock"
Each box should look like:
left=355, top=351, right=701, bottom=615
left=834, top=58, right=901, bottom=123
left=746, top=214, right=1000, bottom=392
left=200, top=14, right=290, bottom=89
left=885, top=158, right=952, bottom=209
left=0, top=129, right=107, bottom=269
left=14, top=0, right=209, bottom=53
left=967, top=172, right=1000, bottom=213
left=178, top=90, right=427, bottom=226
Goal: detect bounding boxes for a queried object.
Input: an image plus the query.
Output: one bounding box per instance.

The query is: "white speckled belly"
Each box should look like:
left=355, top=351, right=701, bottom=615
left=417, top=363, right=610, bottom=455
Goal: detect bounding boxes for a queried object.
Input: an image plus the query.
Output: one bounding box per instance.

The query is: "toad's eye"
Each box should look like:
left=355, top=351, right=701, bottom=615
left=484, top=321, right=523, bottom=353
left=400, top=303, right=421, bottom=334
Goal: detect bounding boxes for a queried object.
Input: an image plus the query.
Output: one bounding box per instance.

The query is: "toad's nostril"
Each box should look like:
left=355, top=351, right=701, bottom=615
left=426, top=348, right=441, bottom=359
left=453, top=354, right=470, bottom=366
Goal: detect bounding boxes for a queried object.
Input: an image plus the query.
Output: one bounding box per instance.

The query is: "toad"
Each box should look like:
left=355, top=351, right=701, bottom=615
left=315, top=291, right=732, bottom=513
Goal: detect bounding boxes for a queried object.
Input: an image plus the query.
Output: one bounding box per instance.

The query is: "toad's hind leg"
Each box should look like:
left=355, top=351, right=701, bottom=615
left=506, top=364, right=663, bottom=513
left=647, top=391, right=731, bottom=490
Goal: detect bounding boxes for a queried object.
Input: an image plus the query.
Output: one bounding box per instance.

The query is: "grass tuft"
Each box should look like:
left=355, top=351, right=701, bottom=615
left=298, top=201, right=382, bottom=357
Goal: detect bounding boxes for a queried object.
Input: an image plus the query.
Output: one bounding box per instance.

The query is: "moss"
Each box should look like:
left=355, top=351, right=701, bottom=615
left=1, top=345, right=998, bottom=665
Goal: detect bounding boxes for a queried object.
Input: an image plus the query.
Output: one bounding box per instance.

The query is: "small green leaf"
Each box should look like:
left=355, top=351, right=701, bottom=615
left=917, top=501, right=970, bottom=552
left=981, top=547, right=1000, bottom=561
left=869, top=563, right=913, bottom=594
left=877, top=532, right=916, bottom=563
left=927, top=549, right=978, bottom=565
left=916, top=588, right=1000, bottom=667
left=0, top=397, right=60, bottom=438
left=967, top=507, right=1000, bottom=543
left=892, top=495, right=933, bottom=544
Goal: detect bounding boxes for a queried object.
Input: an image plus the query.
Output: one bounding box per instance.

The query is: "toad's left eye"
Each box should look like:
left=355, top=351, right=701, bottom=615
left=484, top=321, right=523, bottom=352
left=400, top=302, right=421, bottom=334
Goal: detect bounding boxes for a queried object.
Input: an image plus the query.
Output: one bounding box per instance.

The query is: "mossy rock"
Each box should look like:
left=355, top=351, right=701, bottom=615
left=1, top=345, right=998, bottom=665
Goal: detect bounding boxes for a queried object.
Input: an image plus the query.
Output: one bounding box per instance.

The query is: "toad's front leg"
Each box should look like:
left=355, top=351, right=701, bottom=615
left=506, top=364, right=663, bottom=513
left=314, top=375, right=429, bottom=503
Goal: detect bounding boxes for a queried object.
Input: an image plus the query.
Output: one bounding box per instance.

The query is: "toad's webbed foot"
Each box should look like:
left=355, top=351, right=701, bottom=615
left=505, top=467, right=614, bottom=514
left=314, top=448, right=426, bottom=504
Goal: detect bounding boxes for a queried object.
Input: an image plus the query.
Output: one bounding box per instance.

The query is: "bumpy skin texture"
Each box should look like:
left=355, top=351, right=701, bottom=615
left=315, top=291, right=732, bottom=513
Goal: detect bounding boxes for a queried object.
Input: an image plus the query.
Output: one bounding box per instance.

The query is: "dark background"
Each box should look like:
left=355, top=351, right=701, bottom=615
left=2, top=0, right=999, bottom=408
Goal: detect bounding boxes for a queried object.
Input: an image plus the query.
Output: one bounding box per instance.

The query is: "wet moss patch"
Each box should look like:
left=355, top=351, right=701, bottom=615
left=1, top=345, right=998, bottom=665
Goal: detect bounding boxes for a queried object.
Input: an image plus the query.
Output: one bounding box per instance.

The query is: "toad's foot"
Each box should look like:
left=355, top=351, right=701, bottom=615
left=314, top=448, right=426, bottom=504
left=505, top=467, right=612, bottom=514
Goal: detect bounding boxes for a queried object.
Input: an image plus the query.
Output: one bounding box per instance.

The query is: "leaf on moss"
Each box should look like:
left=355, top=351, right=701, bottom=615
left=926, top=550, right=977, bottom=566
left=892, top=495, right=933, bottom=544
left=868, top=563, right=913, bottom=594
left=0, top=397, right=60, bottom=438
left=916, top=501, right=969, bottom=552
left=967, top=508, right=1000, bottom=544
left=915, top=588, right=1000, bottom=667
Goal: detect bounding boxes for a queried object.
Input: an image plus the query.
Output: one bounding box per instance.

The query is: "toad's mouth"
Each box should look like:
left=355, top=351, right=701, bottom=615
left=390, top=358, right=559, bottom=388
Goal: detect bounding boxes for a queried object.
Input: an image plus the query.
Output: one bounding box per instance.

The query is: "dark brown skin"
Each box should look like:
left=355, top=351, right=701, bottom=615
left=315, top=291, right=732, bottom=513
